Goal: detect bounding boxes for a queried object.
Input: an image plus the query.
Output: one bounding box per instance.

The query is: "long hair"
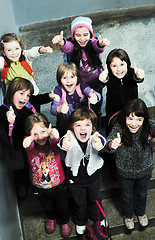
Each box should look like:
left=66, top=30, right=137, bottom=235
left=68, top=36, right=102, bottom=70
left=106, top=48, right=131, bottom=74
left=69, top=108, right=98, bottom=134
left=120, top=98, right=150, bottom=146
left=4, top=77, right=34, bottom=111
left=0, top=33, right=25, bottom=66
left=25, top=113, right=50, bottom=155
left=56, top=62, right=81, bottom=87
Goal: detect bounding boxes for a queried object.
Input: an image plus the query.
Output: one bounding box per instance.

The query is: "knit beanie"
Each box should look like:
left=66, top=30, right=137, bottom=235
left=71, top=16, right=93, bottom=36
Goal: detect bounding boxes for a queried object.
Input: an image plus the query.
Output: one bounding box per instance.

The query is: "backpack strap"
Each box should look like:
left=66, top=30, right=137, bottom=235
left=1, top=60, right=9, bottom=82
left=3, top=104, right=14, bottom=143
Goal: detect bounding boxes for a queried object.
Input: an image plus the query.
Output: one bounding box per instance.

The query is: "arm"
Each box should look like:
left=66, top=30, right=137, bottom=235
left=23, top=46, right=52, bottom=63
left=81, top=82, right=101, bottom=103
left=93, top=132, right=106, bottom=151
left=133, top=63, right=145, bottom=82
left=0, top=56, right=4, bottom=71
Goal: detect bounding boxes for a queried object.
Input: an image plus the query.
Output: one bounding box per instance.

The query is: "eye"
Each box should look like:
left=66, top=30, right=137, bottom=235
left=27, top=94, right=31, bottom=98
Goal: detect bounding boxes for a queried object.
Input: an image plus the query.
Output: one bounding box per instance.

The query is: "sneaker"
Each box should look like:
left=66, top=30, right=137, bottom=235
left=60, top=222, right=72, bottom=238
left=45, top=219, right=56, bottom=234
left=124, top=217, right=134, bottom=230
left=138, top=214, right=148, bottom=227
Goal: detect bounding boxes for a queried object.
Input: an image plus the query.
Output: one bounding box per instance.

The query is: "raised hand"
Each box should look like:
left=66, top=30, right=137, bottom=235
left=6, top=106, right=16, bottom=123
left=89, top=89, right=98, bottom=104
left=134, top=63, right=145, bottom=79
left=52, top=31, right=64, bottom=46
left=49, top=90, right=60, bottom=103
left=98, top=35, right=110, bottom=47
left=39, top=46, right=53, bottom=53
left=109, top=132, right=121, bottom=150
left=23, top=135, right=34, bottom=148
left=93, top=132, right=104, bottom=151
left=99, top=64, right=109, bottom=83
left=62, top=130, right=71, bottom=151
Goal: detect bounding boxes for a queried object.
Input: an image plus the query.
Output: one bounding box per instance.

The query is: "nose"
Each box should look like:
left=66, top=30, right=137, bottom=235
left=117, top=65, right=121, bottom=71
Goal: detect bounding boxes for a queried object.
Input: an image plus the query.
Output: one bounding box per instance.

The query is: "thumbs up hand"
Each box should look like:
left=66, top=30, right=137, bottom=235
left=98, top=35, right=110, bottom=47
left=49, top=90, right=60, bottom=103
left=89, top=89, right=98, bottom=104
left=48, top=123, right=60, bottom=140
left=109, top=132, right=121, bottom=150
left=99, top=64, right=109, bottom=83
left=134, top=63, right=145, bottom=79
left=23, top=135, right=34, bottom=148
left=52, top=31, right=65, bottom=46
left=93, top=132, right=104, bottom=151
left=6, top=106, right=16, bottom=123
left=62, top=130, right=71, bottom=151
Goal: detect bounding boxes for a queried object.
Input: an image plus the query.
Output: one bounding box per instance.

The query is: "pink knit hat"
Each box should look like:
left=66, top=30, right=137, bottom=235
left=71, top=16, right=93, bottom=36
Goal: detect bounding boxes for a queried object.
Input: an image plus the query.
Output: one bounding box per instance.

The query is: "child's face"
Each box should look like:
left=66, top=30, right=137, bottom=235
left=61, top=69, right=77, bottom=95
left=110, top=57, right=128, bottom=79
left=30, top=123, right=48, bottom=146
left=126, top=112, right=144, bottom=133
left=3, top=40, right=22, bottom=62
left=74, top=27, right=90, bottom=47
left=13, top=89, right=31, bottom=109
left=73, top=119, right=93, bottom=142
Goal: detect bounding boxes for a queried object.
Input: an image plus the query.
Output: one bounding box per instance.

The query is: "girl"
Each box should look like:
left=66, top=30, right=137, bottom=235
left=50, top=62, right=101, bottom=137
left=23, top=113, right=71, bottom=238
left=59, top=108, right=107, bottom=238
left=99, top=48, right=145, bottom=134
left=52, top=16, right=110, bottom=127
left=0, top=77, right=34, bottom=199
left=106, top=98, right=155, bottom=230
left=0, top=33, right=53, bottom=106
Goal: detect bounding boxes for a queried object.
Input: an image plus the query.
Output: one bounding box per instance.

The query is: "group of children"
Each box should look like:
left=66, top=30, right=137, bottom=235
left=0, top=15, right=154, bottom=239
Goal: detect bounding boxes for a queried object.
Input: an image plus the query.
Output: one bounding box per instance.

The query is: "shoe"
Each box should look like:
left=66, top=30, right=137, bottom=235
left=45, top=219, right=56, bottom=234
left=124, top=217, right=134, bottom=230
left=60, top=222, right=72, bottom=238
left=138, top=214, right=148, bottom=227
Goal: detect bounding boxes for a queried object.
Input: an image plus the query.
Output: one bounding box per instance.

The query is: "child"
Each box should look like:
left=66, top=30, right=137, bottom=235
left=99, top=48, right=145, bottom=134
left=0, top=33, right=53, bottom=107
left=50, top=62, right=101, bottom=137
left=52, top=16, right=110, bottom=127
left=59, top=108, right=107, bottom=238
left=23, top=113, right=71, bottom=238
left=105, top=98, right=155, bottom=230
left=0, top=77, right=34, bottom=199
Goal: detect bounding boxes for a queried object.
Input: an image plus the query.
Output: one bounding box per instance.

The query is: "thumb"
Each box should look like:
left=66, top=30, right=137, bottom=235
left=66, top=130, right=71, bottom=141
left=94, top=132, right=99, bottom=142
left=117, top=132, right=121, bottom=143
left=48, top=123, right=52, bottom=133
left=60, top=30, right=63, bottom=38
left=63, top=97, right=68, bottom=105
left=10, top=106, right=14, bottom=113
left=98, top=34, right=102, bottom=42
left=104, top=64, right=108, bottom=72
left=89, top=88, right=94, bottom=97
left=133, top=63, right=137, bottom=72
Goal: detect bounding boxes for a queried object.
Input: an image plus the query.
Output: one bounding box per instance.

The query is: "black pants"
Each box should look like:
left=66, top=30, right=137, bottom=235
left=32, top=180, right=70, bottom=225
left=69, top=177, right=103, bottom=225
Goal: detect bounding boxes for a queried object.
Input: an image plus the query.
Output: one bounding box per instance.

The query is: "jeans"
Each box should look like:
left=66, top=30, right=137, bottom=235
left=118, top=174, right=152, bottom=218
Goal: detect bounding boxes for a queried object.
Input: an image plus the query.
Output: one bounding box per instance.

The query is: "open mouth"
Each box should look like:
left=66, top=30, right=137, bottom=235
left=66, top=84, right=73, bottom=88
left=80, top=133, right=87, bottom=139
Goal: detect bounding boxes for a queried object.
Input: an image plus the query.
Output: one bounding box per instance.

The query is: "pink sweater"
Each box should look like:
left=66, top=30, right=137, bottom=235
left=25, top=137, right=65, bottom=189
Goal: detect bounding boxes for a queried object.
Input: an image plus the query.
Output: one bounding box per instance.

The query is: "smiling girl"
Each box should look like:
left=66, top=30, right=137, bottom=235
left=99, top=48, right=145, bottom=134
left=59, top=108, right=107, bottom=238
left=50, top=62, right=101, bottom=137
left=106, top=98, right=155, bottom=230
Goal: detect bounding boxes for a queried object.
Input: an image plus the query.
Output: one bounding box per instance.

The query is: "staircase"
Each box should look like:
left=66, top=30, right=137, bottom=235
left=19, top=107, right=155, bottom=240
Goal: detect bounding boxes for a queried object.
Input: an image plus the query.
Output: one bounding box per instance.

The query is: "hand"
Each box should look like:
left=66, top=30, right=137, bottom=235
left=99, top=64, right=109, bottom=83
left=89, top=89, right=98, bottom=104
left=93, top=132, right=104, bottom=151
left=98, top=35, right=110, bottom=47
left=134, top=63, right=145, bottom=79
left=109, top=132, right=121, bottom=150
left=52, top=31, right=64, bottom=46
left=49, top=90, right=60, bottom=102
left=62, top=130, right=71, bottom=151
left=57, top=98, right=69, bottom=114
left=23, top=136, right=34, bottom=148
left=39, top=46, right=53, bottom=54
left=48, top=124, right=60, bottom=140
left=6, top=106, right=16, bottom=123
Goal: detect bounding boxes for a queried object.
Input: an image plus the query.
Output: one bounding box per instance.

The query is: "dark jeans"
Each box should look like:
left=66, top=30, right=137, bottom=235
left=32, top=180, right=70, bottom=225
left=69, top=177, right=103, bottom=225
left=118, top=174, right=152, bottom=218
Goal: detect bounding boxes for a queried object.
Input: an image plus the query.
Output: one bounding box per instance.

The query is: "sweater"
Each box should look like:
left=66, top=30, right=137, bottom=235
left=105, top=120, right=155, bottom=179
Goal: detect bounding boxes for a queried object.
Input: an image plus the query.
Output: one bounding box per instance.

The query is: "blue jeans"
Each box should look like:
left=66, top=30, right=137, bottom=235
left=118, top=174, right=152, bottom=218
